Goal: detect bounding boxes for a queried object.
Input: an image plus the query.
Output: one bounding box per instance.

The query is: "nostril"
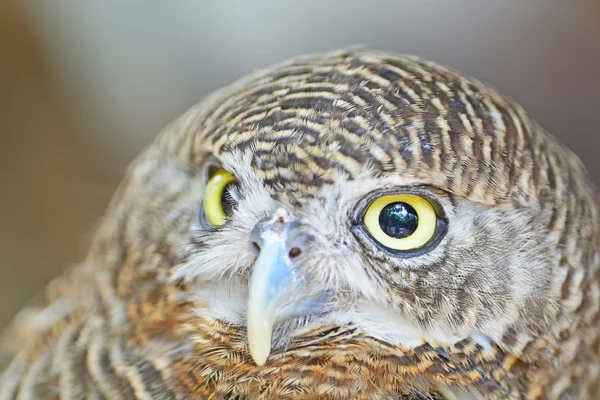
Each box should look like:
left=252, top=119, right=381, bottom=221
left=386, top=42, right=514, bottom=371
left=288, top=247, right=301, bottom=258
left=252, top=242, right=261, bottom=253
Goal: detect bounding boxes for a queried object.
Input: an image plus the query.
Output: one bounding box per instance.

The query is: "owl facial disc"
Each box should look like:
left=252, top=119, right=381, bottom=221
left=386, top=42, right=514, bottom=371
left=247, top=208, right=328, bottom=365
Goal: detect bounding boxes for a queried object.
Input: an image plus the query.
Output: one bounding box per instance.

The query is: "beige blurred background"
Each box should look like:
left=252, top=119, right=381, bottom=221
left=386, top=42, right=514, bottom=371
left=1, top=0, right=599, bottom=330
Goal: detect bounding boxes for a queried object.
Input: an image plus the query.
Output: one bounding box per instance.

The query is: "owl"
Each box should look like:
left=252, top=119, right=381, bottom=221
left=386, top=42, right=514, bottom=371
left=1, top=49, right=599, bottom=400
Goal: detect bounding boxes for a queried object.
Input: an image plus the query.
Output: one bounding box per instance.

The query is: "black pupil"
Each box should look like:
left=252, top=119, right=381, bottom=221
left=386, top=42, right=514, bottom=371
left=221, top=184, right=237, bottom=216
left=379, top=202, right=419, bottom=239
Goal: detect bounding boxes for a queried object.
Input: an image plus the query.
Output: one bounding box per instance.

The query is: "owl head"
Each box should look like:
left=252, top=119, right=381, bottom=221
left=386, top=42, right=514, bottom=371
left=94, top=49, right=598, bottom=371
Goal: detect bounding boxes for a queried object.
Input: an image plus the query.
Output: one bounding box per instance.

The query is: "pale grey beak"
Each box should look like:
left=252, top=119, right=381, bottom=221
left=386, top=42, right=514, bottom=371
left=246, top=208, right=328, bottom=366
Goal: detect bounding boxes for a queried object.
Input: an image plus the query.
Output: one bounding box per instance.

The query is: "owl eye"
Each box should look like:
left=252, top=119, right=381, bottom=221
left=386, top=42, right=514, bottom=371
left=203, top=169, right=237, bottom=227
left=362, top=194, right=438, bottom=251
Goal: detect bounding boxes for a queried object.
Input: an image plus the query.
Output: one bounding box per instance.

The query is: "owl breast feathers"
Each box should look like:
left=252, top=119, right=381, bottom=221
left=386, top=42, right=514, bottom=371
left=1, top=49, right=599, bottom=400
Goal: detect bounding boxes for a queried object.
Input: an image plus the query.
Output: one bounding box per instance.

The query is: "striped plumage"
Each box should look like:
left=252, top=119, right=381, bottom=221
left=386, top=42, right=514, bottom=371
left=1, top=49, right=599, bottom=399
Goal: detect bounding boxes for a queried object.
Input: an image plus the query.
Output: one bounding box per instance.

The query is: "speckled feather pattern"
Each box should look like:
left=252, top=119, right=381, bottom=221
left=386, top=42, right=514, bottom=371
left=1, top=49, right=599, bottom=399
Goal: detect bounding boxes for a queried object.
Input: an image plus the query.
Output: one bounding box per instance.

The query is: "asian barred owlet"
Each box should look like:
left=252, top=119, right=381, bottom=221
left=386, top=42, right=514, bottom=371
left=1, top=49, right=599, bottom=400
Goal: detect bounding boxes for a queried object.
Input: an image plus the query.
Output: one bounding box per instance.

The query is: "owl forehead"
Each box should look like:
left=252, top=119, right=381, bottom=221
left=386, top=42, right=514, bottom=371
left=184, top=50, right=576, bottom=206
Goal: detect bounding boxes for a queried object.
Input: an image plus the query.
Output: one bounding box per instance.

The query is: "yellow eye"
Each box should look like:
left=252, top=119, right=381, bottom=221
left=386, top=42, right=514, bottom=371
left=204, top=169, right=236, bottom=227
left=363, top=194, right=438, bottom=251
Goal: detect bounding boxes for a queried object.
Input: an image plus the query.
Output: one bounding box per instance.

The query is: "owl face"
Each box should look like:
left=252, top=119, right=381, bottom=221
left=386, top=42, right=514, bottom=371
left=170, top=146, right=560, bottom=365
left=109, top=50, right=575, bottom=368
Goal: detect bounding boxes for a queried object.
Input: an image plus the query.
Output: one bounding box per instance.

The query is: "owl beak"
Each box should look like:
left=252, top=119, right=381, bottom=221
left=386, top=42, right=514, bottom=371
left=247, top=209, right=326, bottom=366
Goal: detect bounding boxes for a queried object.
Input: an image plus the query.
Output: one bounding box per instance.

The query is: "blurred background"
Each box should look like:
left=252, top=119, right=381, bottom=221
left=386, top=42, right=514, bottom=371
left=1, top=0, right=599, bottom=330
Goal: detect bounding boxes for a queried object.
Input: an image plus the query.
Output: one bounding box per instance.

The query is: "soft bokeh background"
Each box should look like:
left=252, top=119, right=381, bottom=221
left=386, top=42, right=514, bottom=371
left=1, top=0, right=599, bottom=329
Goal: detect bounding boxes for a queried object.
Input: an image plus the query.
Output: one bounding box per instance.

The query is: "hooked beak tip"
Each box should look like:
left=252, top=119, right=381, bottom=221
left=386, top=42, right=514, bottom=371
left=248, top=339, right=270, bottom=366
left=247, top=309, right=274, bottom=366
